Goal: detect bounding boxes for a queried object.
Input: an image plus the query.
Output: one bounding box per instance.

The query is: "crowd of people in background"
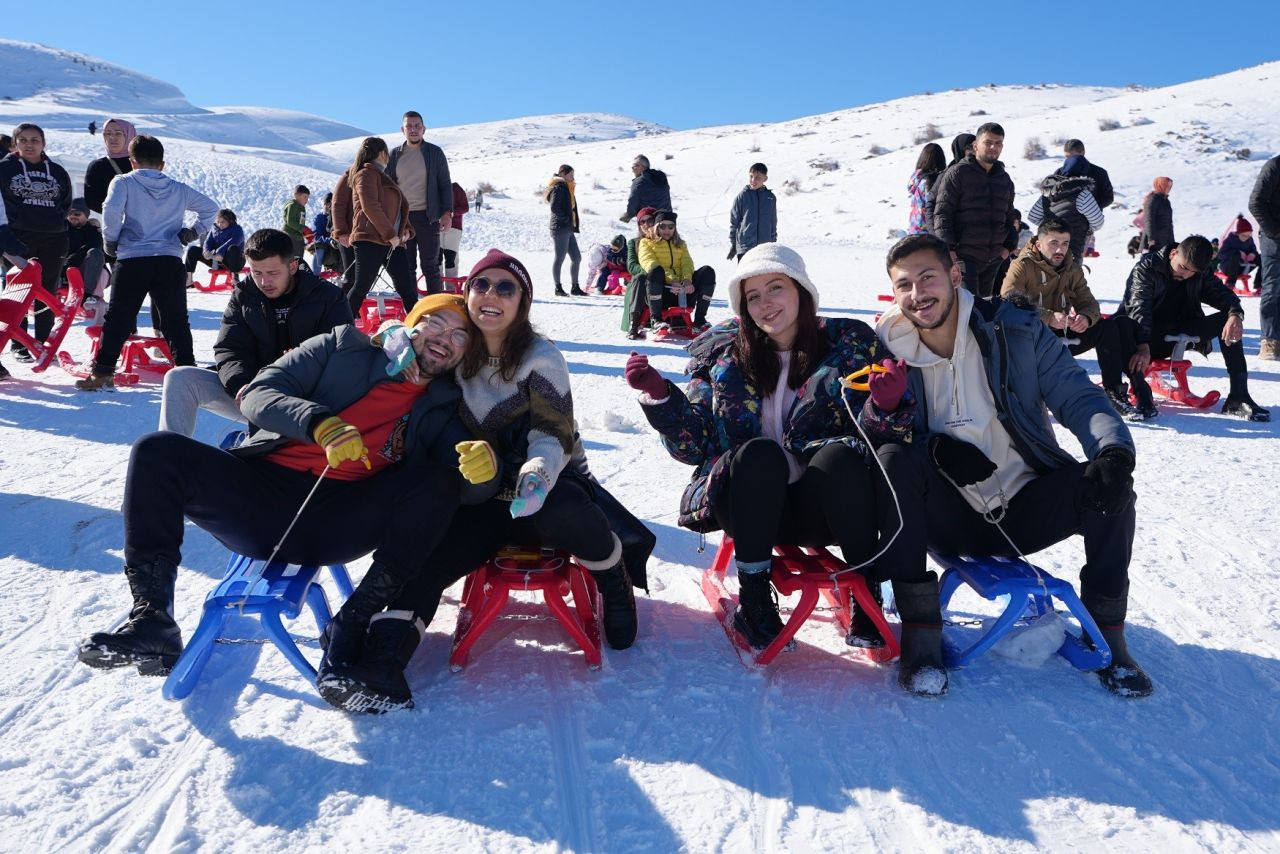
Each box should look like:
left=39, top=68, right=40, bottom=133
left=2, top=108, right=1278, bottom=713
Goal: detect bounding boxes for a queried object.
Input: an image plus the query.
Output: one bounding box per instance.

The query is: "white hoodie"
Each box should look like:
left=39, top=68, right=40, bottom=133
left=877, top=288, right=1035, bottom=515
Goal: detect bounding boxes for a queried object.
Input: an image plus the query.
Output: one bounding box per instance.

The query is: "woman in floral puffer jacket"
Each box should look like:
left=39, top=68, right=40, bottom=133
left=625, top=244, right=912, bottom=650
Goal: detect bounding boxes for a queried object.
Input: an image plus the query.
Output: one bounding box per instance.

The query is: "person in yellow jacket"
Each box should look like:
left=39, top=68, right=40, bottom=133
left=637, top=209, right=715, bottom=331
left=1000, top=217, right=1138, bottom=419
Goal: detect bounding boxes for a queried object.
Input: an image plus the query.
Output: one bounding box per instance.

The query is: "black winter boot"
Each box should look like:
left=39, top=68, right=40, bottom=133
left=318, top=610, right=423, bottom=714
left=1084, top=596, right=1154, bottom=698
left=845, top=578, right=886, bottom=649
left=1130, top=376, right=1159, bottom=421
left=79, top=560, right=182, bottom=675
left=734, top=570, right=786, bottom=650
left=318, top=562, right=411, bottom=707
left=570, top=284, right=588, bottom=296
left=893, top=573, right=948, bottom=697
left=588, top=561, right=638, bottom=650
left=554, top=284, right=568, bottom=297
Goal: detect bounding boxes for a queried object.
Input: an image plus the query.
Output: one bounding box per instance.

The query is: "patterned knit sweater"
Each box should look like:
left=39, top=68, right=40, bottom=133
left=458, top=335, right=576, bottom=493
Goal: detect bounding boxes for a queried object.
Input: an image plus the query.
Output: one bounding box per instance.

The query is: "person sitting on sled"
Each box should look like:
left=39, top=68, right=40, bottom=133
left=583, top=234, right=627, bottom=294
left=637, top=210, right=715, bottom=333
left=871, top=233, right=1150, bottom=698
left=625, top=243, right=912, bottom=652
left=334, top=250, right=647, bottom=711
left=77, top=293, right=499, bottom=717
left=1217, top=215, right=1259, bottom=289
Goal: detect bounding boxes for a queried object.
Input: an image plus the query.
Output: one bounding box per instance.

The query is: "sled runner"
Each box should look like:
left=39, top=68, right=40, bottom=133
left=933, top=552, right=1111, bottom=670
left=449, top=546, right=603, bottom=671
left=58, top=326, right=175, bottom=386
left=652, top=307, right=700, bottom=342
left=702, top=535, right=899, bottom=667
left=1215, top=270, right=1258, bottom=298
left=1142, top=333, right=1222, bottom=410
left=0, top=260, right=83, bottom=372
left=191, top=267, right=244, bottom=293
left=162, top=552, right=354, bottom=700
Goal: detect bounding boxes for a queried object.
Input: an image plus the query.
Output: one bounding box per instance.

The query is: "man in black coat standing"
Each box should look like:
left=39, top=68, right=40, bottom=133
left=1248, top=154, right=1280, bottom=360
left=1063, top=139, right=1114, bottom=209
left=932, top=122, right=1018, bottom=298
left=620, top=155, right=672, bottom=223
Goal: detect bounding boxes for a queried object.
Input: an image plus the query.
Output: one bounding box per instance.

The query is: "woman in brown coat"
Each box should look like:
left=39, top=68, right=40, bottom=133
left=346, top=136, right=418, bottom=315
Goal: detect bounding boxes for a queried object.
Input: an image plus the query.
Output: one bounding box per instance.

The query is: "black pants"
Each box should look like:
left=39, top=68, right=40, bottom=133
left=627, top=273, right=649, bottom=331
left=122, top=432, right=461, bottom=578
left=1115, top=311, right=1248, bottom=376
left=712, top=439, right=878, bottom=570
left=391, top=476, right=618, bottom=623
left=349, top=241, right=418, bottom=317
left=1218, top=252, right=1252, bottom=282
left=1064, top=316, right=1125, bottom=389
left=648, top=265, right=716, bottom=326
left=184, top=244, right=245, bottom=276
left=958, top=254, right=1004, bottom=299
left=406, top=211, right=442, bottom=295
left=873, top=443, right=1134, bottom=605
left=8, top=230, right=68, bottom=351
left=336, top=242, right=356, bottom=292
left=96, top=256, right=194, bottom=373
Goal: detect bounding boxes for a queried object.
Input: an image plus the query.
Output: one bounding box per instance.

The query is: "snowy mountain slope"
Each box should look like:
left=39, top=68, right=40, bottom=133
left=1, top=50, right=1279, bottom=853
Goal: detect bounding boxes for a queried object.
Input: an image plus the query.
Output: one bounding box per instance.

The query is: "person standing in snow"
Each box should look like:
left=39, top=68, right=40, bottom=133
left=0, top=122, right=73, bottom=362
left=626, top=243, right=907, bottom=652
left=344, top=136, right=418, bottom=316
left=83, top=118, right=136, bottom=215
left=1248, top=154, right=1280, bottom=360
left=1140, top=176, right=1174, bottom=250
left=874, top=233, right=1150, bottom=698
left=282, top=184, right=309, bottom=259
left=728, top=162, right=778, bottom=259
left=439, top=181, right=469, bottom=280
left=1062, top=139, right=1114, bottom=208
left=620, top=154, right=672, bottom=223
left=1027, top=154, right=1105, bottom=262
left=908, top=143, right=946, bottom=235
left=931, top=123, right=1018, bottom=298
left=309, top=193, right=336, bottom=276
left=386, top=110, right=453, bottom=295
left=75, top=135, right=218, bottom=391
left=545, top=164, right=584, bottom=295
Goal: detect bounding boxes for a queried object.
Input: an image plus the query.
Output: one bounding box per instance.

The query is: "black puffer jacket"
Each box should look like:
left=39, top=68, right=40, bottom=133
left=213, top=267, right=354, bottom=398
left=1141, top=192, right=1174, bottom=249
left=1039, top=173, right=1095, bottom=258
left=624, top=169, right=672, bottom=220
left=1081, top=159, right=1114, bottom=209
left=932, top=153, right=1017, bottom=262
left=1117, top=245, right=1244, bottom=346
left=544, top=176, right=579, bottom=233
left=1248, top=155, right=1280, bottom=238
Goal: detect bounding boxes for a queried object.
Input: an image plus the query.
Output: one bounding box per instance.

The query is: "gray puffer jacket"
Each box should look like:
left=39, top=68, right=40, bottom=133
left=729, top=186, right=778, bottom=255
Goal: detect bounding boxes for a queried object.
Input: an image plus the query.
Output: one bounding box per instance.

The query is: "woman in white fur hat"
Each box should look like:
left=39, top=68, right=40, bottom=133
left=625, top=243, right=913, bottom=653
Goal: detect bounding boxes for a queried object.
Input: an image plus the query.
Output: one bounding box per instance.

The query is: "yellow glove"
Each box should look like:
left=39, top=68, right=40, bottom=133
left=312, top=416, right=370, bottom=470
left=456, top=440, right=497, bottom=484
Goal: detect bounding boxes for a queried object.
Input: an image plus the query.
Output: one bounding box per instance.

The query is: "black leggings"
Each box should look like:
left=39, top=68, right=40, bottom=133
left=711, top=438, right=877, bottom=568
left=184, top=244, right=245, bottom=276
left=647, top=265, right=716, bottom=326
left=348, top=241, right=419, bottom=316
left=391, top=476, right=617, bottom=623
left=8, top=230, right=68, bottom=348
left=1115, top=311, right=1248, bottom=376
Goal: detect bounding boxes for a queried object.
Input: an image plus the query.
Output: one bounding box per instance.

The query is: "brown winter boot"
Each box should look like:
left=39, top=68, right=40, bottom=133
left=1259, top=338, right=1279, bottom=362
left=75, top=371, right=115, bottom=391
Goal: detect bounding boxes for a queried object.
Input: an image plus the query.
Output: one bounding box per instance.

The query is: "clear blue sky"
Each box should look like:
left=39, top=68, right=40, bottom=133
left=11, top=0, right=1280, bottom=132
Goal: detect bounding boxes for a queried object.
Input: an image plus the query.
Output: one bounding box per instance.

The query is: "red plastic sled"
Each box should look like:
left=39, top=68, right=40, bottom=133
left=652, top=306, right=700, bottom=342
left=355, top=292, right=406, bottom=335
left=701, top=535, right=899, bottom=666
left=192, top=268, right=244, bottom=293
left=58, top=326, right=174, bottom=386
left=1216, top=271, right=1259, bottom=298
left=0, top=261, right=83, bottom=372
left=449, top=546, right=602, bottom=671
left=1141, top=333, right=1221, bottom=410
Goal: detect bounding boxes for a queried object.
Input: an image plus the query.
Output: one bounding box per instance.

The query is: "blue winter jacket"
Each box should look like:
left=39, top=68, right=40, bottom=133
left=203, top=223, right=245, bottom=255
left=102, top=169, right=219, bottom=260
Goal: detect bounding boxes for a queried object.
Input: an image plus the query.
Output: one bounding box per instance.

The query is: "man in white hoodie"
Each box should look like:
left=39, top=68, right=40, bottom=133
left=870, top=233, right=1150, bottom=699
left=76, top=135, right=218, bottom=391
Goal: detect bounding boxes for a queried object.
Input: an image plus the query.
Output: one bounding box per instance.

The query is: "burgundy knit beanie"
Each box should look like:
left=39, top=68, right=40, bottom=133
left=468, top=249, right=533, bottom=301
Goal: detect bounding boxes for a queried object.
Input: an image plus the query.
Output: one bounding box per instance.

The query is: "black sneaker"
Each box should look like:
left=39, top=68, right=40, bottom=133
left=625, top=328, right=645, bottom=340
left=1129, top=381, right=1159, bottom=421
left=12, top=349, right=34, bottom=364
left=1221, top=396, right=1271, bottom=422
left=554, top=285, right=568, bottom=297
left=1105, top=385, right=1142, bottom=421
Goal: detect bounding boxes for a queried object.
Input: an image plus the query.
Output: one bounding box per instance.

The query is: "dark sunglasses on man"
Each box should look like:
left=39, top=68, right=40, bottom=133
left=468, top=276, right=520, bottom=298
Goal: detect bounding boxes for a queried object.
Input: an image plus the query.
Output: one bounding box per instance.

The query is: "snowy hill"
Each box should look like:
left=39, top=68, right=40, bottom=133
left=1, top=48, right=1279, bottom=852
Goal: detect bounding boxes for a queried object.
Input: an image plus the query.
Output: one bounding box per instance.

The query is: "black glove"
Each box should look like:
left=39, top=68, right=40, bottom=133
left=726, top=245, right=737, bottom=260
left=0, top=225, right=30, bottom=260
left=1082, top=448, right=1135, bottom=515
left=177, top=227, right=198, bottom=245
left=929, top=435, right=997, bottom=487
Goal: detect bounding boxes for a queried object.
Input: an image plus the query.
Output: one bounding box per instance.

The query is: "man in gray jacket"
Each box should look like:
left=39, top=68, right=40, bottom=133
left=728, top=162, right=777, bottom=260
left=869, top=234, right=1150, bottom=700
left=387, top=110, right=453, bottom=295
left=77, top=294, right=496, bottom=714
left=75, top=135, right=219, bottom=391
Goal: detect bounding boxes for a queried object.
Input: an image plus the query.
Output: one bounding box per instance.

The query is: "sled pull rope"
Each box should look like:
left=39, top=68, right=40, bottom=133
left=235, top=465, right=331, bottom=612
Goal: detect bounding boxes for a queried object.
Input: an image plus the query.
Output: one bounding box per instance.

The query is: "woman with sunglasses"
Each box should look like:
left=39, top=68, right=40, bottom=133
left=625, top=243, right=912, bottom=652
left=350, top=250, right=642, bottom=707
left=344, top=136, right=418, bottom=316
left=637, top=209, right=716, bottom=333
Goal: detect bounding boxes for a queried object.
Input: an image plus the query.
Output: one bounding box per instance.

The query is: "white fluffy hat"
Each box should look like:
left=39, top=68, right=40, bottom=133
left=726, top=243, right=820, bottom=316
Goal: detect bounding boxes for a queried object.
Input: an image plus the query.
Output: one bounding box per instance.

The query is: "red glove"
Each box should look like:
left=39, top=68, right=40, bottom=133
left=625, top=352, right=667, bottom=399
left=868, top=358, right=909, bottom=412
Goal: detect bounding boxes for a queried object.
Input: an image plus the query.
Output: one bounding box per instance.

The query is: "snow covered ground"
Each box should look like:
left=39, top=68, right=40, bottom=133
left=1, top=43, right=1279, bottom=852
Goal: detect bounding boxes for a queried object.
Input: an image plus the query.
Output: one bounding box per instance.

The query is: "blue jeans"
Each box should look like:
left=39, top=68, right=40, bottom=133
left=310, top=245, right=327, bottom=276
left=1259, top=231, right=1279, bottom=341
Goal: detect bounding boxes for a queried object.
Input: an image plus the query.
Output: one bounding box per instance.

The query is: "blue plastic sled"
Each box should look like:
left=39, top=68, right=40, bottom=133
left=162, top=553, right=354, bottom=701
left=932, top=552, right=1111, bottom=671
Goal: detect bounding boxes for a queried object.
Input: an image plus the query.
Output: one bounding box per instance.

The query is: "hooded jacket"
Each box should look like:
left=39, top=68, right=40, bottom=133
left=999, top=241, right=1101, bottom=328
left=1117, top=245, right=1244, bottom=346
left=624, top=169, right=672, bottom=220
left=931, top=153, right=1018, bottom=262
left=876, top=291, right=1134, bottom=513
left=213, top=267, right=354, bottom=398
left=545, top=176, right=579, bottom=232
left=729, top=185, right=778, bottom=255
left=1248, top=155, right=1280, bottom=239
left=1031, top=169, right=1103, bottom=259
left=101, top=168, right=218, bottom=260
left=638, top=317, right=911, bottom=531
left=0, top=153, right=73, bottom=234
